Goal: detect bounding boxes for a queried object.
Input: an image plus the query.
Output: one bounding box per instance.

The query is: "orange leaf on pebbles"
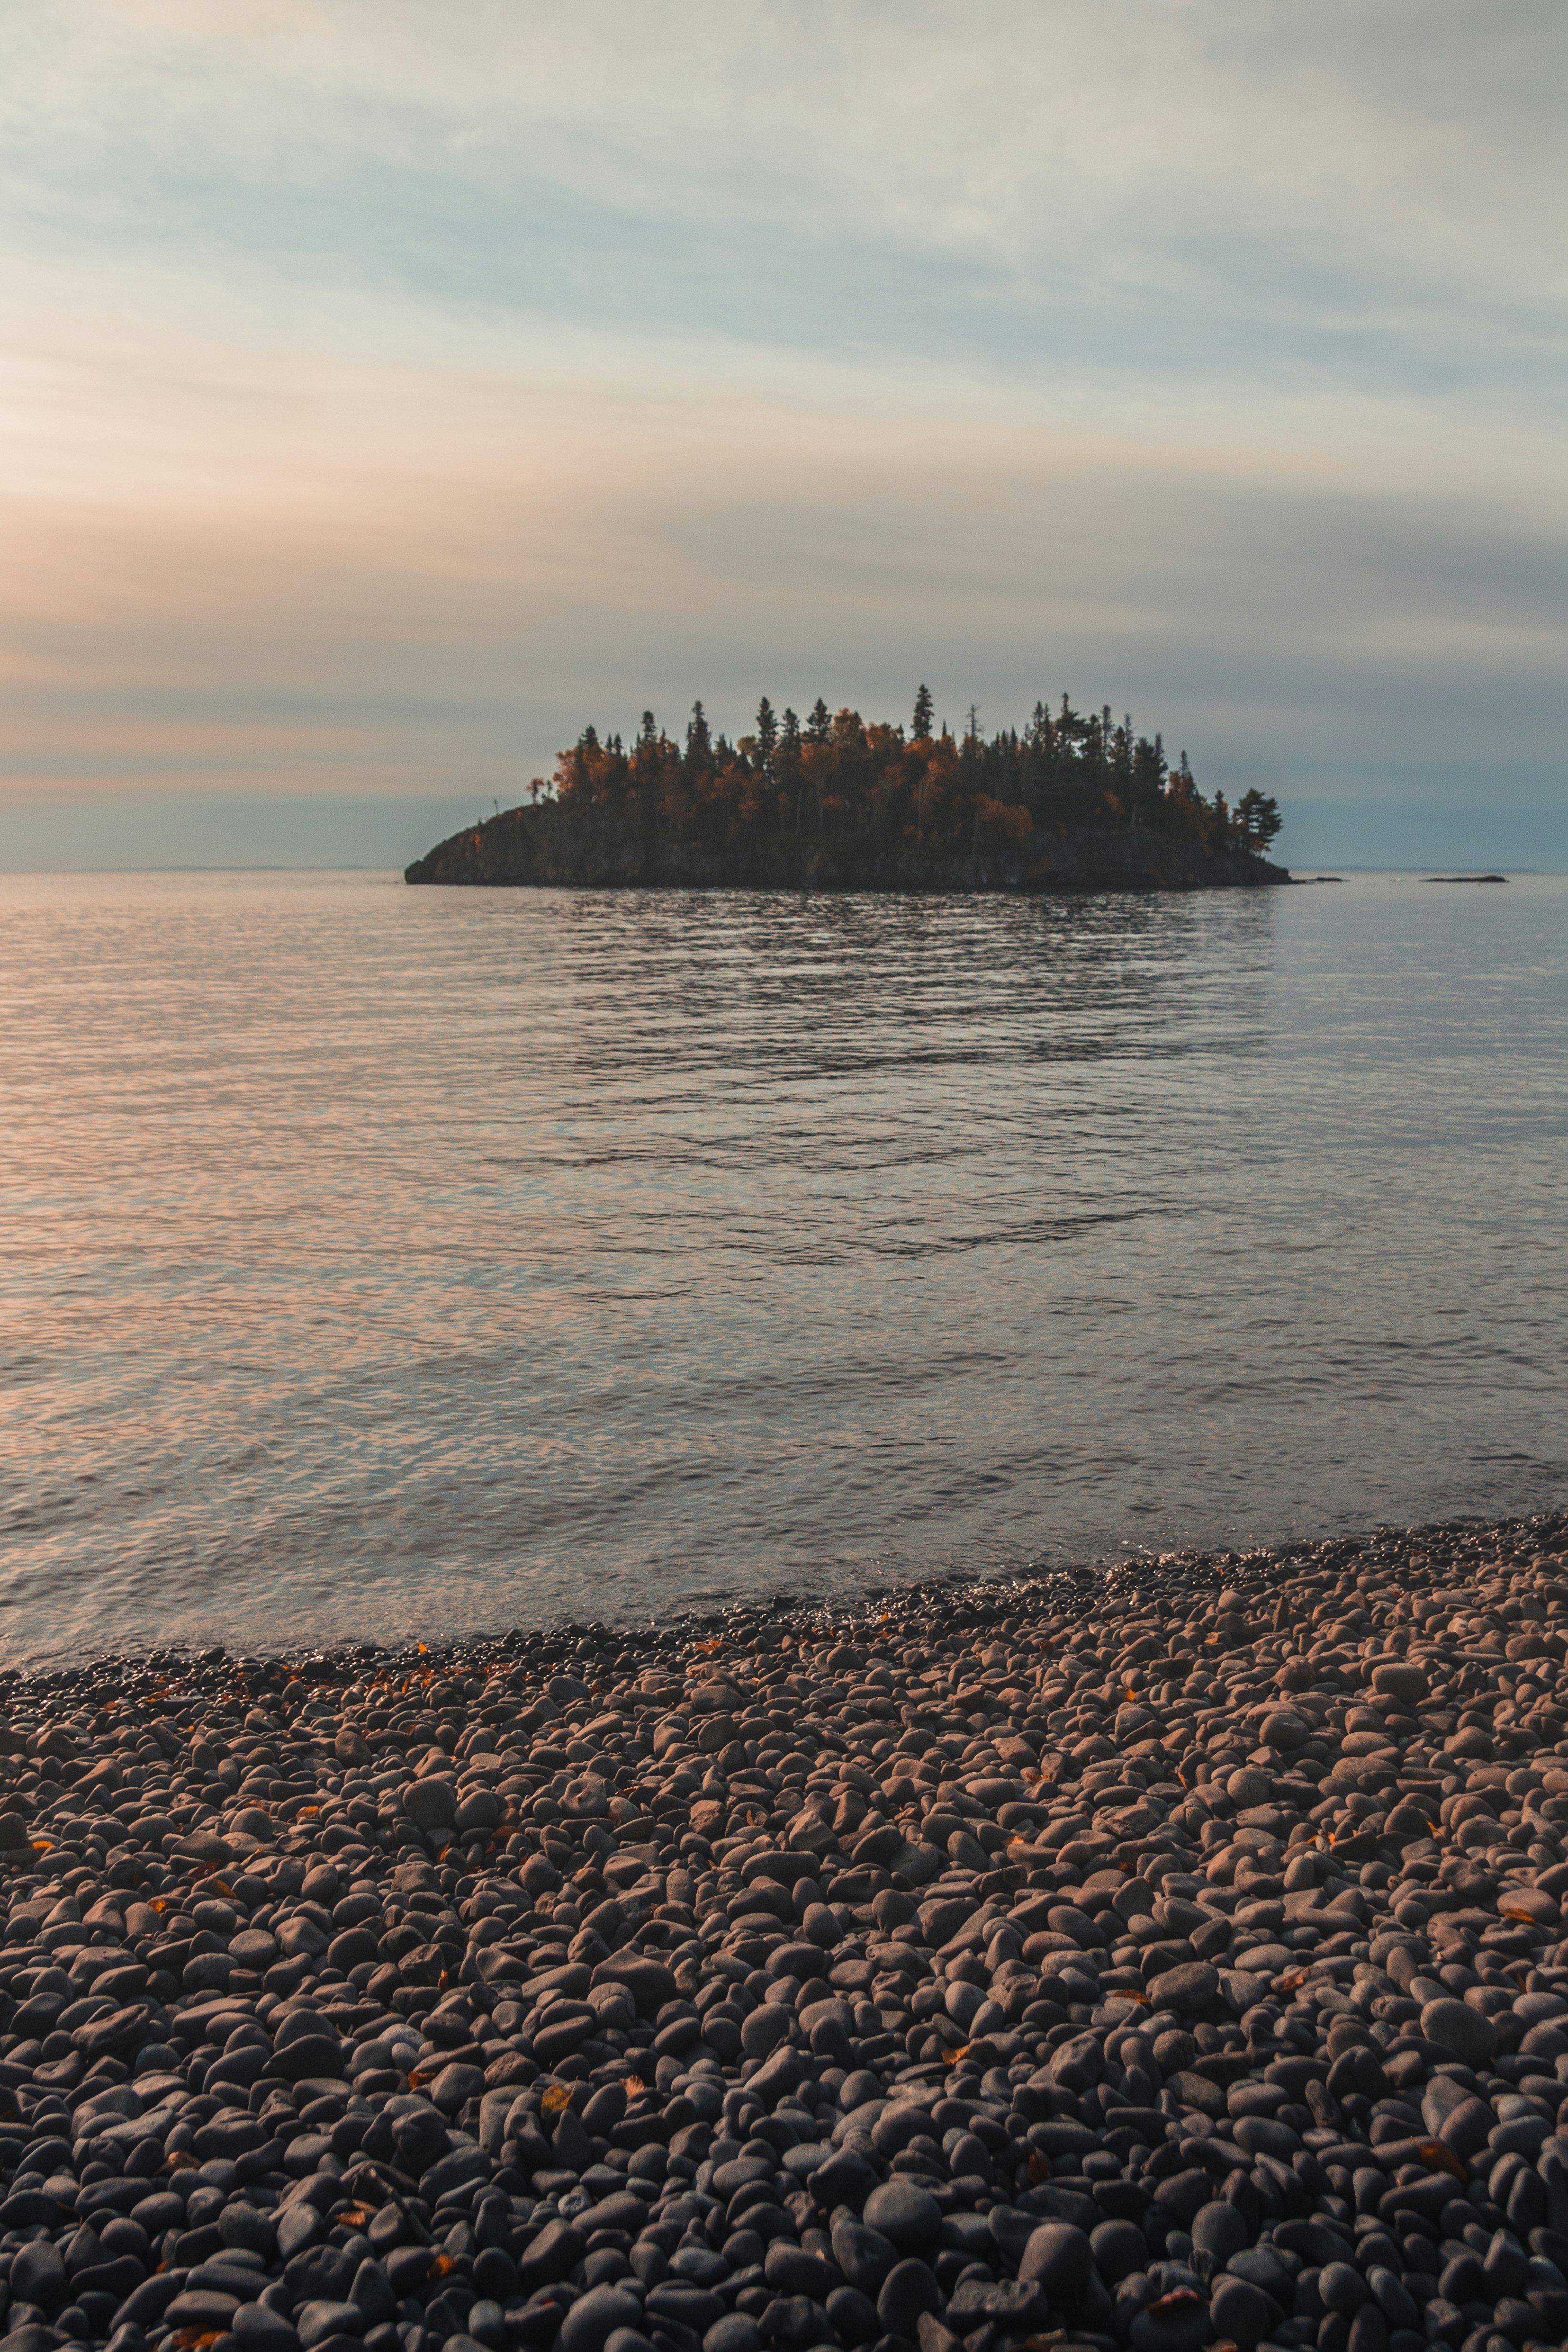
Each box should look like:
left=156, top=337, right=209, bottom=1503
left=1149, top=2292, right=1205, bottom=2323
left=1417, top=2139, right=1468, bottom=2183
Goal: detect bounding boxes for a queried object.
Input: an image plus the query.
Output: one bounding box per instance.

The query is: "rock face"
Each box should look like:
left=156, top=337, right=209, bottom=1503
left=0, top=1507, right=1567, bottom=2352
left=404, top=803, right=1289, bottom=893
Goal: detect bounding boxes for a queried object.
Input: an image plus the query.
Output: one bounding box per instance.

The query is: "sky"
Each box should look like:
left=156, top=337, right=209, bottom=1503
left=1, top=1, right=1564, bottom=871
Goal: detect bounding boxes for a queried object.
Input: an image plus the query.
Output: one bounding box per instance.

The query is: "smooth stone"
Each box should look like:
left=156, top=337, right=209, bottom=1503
left=1419, top=1998, right=1498, bottom=2065
left=234, top=2309, right=302, bottom=2352
left=1208, top=2274, right=1276, bottom=2352
left=559, top=2288, right=644, bottom=2352
left=861, top=2180, right=942, bottom=2255
left=1089, top=2220, right=1149, bottom=2284
left=876, top=2259, right=942, bottom=2338
left=1018, top=2221, right=1093, bottom=2295
left=829, top=2219, right=898, bottom=2296
left=1191, top=2201, right=1250, bottom=2260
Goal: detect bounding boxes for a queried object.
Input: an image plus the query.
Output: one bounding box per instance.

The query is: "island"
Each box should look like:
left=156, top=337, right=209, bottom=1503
left=406, top=692, right=1289, bottom=892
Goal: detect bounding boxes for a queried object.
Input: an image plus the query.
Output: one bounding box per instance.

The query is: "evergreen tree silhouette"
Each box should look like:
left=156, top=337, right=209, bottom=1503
left=536, top=690, right=1277, bottom=870
left=756, top=698, right=778, bottom=772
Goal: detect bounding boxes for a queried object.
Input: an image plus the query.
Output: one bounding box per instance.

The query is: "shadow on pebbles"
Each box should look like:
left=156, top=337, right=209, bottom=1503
left=0, top=1515, right=1567, bottom=2352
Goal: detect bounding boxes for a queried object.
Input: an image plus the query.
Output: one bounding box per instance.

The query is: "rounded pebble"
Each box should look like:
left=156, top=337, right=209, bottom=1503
left=0, top=1509, right=1561, bottom=2352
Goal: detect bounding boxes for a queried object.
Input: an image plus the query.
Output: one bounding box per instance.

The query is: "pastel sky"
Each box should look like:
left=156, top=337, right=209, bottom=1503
left=2, top=1, right=1564, bottom=869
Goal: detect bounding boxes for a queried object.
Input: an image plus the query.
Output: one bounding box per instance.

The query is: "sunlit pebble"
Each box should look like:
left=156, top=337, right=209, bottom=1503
left=0, top=1515, right=1566, bottom=2352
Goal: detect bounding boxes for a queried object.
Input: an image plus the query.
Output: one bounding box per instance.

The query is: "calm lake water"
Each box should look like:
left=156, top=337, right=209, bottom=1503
left=1, top=870, right=1563, bottom=1664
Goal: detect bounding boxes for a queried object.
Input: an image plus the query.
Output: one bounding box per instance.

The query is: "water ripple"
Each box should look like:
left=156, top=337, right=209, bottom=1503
left=0, top=871, right=1563, bottom=1662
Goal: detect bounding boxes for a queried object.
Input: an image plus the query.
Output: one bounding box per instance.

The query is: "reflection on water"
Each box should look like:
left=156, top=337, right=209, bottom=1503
left=0, top=871, right=1563, bottom=1662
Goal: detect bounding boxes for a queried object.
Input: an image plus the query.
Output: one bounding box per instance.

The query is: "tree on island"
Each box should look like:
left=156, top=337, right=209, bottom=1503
left=545, top=693, right=1283, bottom=864
left=755, top=697, right=777, bottom=773
left=1236, top=788, right=1283, bottom=854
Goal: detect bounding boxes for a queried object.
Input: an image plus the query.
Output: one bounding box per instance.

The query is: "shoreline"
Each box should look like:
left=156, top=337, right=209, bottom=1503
left=2, top=1509, right=1556, bottom=1686
left=1, top=1506, right=1565, bottom=2352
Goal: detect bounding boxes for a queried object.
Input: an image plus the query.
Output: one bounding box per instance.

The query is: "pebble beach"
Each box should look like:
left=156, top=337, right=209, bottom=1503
left=2, top=1512, right=1567, bottom=2352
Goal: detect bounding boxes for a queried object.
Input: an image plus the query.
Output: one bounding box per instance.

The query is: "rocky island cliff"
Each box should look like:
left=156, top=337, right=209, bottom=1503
left=406, top=691, right=1289, bottom=893
left=406, top=802, right=1286, bottom=892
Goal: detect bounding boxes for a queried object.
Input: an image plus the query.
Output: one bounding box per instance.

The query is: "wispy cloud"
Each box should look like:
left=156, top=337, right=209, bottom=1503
left=0, top=0, right=1564, bottom=865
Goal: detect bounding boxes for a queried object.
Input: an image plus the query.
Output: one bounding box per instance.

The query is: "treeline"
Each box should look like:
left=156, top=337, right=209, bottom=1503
left=534, top=689, right=1282, bottom=860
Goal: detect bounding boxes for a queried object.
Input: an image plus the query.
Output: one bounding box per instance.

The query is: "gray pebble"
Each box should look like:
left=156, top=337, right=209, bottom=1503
left=0, top=1508, right=1565, bottom=2352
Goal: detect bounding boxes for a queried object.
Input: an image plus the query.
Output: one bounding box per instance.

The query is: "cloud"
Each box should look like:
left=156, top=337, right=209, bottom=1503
left=0, top=1, right=1564, bottom=865
left=9, top=1, right=1566, bottom=389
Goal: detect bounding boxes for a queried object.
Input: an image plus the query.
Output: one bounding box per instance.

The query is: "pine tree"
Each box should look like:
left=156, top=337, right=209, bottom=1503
left=1236, top=788, right=1282, bottom=854
left=685, top=701, right=712, bottom=772
left=538, top=690, right=1280, bottom=868
left=756, top=697, right=778, bottom=771
left=778, top=708, right=803, bottom=833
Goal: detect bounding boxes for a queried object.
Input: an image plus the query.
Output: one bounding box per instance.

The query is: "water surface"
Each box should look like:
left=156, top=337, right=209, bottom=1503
left=1, top=871, right=1562, bottom=1661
